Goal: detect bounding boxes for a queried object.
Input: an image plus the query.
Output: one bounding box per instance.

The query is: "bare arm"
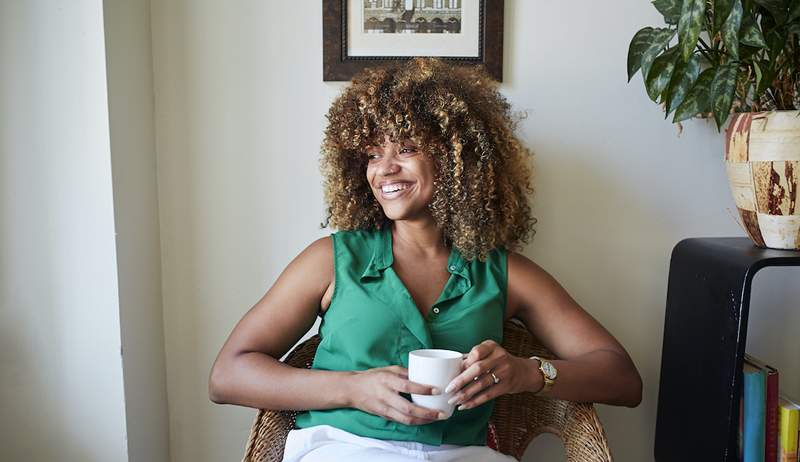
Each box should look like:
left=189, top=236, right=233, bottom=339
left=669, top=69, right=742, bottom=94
left=208, top=236, right=353, bottom=410
left=507, top=251, right=643, bottom=407
left=208, top=237, right=445, bottom=425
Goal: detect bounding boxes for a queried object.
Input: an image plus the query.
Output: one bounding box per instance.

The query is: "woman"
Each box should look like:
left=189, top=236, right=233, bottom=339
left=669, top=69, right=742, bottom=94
left=209, top=57, right=642, bottom=461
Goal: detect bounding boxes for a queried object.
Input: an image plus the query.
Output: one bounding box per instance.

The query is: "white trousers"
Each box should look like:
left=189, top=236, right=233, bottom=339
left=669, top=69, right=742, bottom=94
left=280, top=424, right=518, bottom=462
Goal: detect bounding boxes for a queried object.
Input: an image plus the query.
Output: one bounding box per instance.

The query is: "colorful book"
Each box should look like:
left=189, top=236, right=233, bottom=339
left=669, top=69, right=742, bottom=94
left=745, top=354, right=779, bottom=462
left=778, top=396, right=800, bottom=462
left=739, top=391, right=745, bottom=461
left=742, top=359, right=766, bottom=462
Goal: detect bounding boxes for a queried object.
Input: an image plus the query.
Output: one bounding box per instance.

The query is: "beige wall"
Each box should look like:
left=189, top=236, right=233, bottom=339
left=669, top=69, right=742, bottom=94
left=0, top=1, right=129, bottom=460
left=104, top=0, right=171, bottom=461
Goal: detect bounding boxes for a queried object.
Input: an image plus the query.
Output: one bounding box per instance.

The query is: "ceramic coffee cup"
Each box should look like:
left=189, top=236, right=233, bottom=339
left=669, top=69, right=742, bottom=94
left=408, top=349, right=463, bottom=419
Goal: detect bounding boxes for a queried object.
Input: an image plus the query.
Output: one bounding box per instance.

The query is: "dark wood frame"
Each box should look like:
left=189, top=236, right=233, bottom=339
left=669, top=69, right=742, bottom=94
left=323, top=0, right=504, bottom=81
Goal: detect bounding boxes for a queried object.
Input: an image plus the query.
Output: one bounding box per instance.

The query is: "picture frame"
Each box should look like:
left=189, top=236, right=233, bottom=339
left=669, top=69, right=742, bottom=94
left=323, top=0, right=504, bottom=82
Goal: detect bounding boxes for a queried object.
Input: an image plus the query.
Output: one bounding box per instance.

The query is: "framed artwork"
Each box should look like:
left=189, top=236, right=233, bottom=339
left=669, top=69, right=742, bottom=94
left=323, top=0, right=504, bottom=82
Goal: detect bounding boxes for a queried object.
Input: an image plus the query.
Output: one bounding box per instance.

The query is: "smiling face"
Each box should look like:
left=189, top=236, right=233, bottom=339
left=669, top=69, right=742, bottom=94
left=366, top=134, right=437, bottom=223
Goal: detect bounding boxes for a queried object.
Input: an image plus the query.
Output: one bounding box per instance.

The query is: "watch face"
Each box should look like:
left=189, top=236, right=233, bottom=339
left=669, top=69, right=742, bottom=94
left=541, top=361, right=557, bottom=379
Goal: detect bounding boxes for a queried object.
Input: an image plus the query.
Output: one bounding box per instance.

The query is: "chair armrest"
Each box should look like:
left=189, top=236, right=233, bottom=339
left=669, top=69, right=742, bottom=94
left=241, top=335, right=321, bottom=462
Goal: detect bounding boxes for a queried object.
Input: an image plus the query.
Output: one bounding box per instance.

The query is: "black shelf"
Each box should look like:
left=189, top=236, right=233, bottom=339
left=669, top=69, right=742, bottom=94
left=654, top=238, right=800, bottom=462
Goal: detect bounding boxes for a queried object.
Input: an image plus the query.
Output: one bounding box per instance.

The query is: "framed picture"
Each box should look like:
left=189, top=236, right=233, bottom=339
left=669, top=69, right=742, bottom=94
left=323, top=0, right=504, bottom=82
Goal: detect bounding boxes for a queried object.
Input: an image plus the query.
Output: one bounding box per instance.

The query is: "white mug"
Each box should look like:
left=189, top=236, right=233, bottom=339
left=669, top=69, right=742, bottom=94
left=408, top=349, right=463, bottom=419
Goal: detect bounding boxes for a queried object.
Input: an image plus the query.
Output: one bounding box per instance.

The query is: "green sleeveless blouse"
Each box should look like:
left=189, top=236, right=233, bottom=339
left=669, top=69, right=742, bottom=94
left=294, top=228, right=507, bottom=446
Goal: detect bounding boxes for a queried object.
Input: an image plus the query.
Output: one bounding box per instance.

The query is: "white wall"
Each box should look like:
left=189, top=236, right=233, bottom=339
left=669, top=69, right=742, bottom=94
left=147, top=0, right=799, bottom=461
left=0, top=1, right=129, bottom=460
left=104, top=0, right=171, bottom=461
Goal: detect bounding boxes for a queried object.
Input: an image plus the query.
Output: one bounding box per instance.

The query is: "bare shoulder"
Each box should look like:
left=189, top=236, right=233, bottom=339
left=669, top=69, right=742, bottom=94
left=289, top=235, right=334, bottom=297
left=507, top=250, right=548, bottom=281
left=506, top=250, right=552, bottom=318
left=506, top=252, right=577, bottom=319
left=295, top=236, right=335, bottom=311
left=298, top=235, right=334, bottom=269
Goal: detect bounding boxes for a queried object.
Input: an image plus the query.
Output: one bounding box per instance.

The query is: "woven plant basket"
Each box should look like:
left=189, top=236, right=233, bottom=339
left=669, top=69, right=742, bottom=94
left=725, top=110, right=800, bottom=249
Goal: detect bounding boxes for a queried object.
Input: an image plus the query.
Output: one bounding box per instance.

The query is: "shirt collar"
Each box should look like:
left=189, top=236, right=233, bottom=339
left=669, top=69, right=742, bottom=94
left=360, top=227, right=470, bottom=281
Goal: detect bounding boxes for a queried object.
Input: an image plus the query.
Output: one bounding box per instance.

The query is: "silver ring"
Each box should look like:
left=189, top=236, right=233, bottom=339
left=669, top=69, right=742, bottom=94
left=490, top=371, right=500, bottom=384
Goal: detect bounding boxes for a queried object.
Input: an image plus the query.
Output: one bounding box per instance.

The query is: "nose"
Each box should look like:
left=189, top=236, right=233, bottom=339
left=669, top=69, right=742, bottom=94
left=377, top=154, right=400, bottom=176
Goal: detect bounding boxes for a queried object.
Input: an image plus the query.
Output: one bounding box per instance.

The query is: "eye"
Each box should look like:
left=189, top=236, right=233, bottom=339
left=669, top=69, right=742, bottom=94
left=400, top=146, right=417, bottom=154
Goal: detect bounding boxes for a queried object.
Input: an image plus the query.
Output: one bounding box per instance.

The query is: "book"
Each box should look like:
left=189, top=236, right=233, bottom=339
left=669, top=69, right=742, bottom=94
left=745, top=354, right=779, bottom=462
left=778, top=396, right=800, bottom=462
left=742, top=359, right=766, bottom=462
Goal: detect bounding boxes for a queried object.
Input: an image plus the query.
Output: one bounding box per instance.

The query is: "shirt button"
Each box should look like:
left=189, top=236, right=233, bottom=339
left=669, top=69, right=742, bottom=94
left=432, top=307, right=440, bottom=314
left=449, top=265, right=456, bottom=271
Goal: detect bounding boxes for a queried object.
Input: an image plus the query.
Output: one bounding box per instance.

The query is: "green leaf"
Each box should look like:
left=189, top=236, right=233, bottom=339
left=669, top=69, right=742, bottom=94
left=756, top=59, right=774, bottom=94
left=765, top=27, right=786, bottom=62
left=738, top=44, right=762, bottom=60
left=753, top=60, right=763, bottom=91
left=790, top=0, right=800, bottom=22
left=628, top=27, right=655, bottom=81
left=678, top=0, right=706, bottom=61
left=740, top=16, right=768, bottom=47
left=710, top=63, right=739, bottom=129
left=715, top=0, right=737, bottom=34
left=673, top=68, right=715, bottom=122
left=646, top=47, right=681, bottom=101
left=665, top=53, right=702, bottom=115
left=653, top=0, right=683, bottom=24
left=721, top=0, right=744, bottom=59
left=640, top=28, right=677, bottom=82
left=753, top=0, right=789, bottom=23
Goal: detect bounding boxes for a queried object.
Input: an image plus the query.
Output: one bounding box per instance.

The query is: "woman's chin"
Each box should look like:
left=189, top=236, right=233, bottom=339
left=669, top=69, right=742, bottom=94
left=382, top=206, right=431, bottom=222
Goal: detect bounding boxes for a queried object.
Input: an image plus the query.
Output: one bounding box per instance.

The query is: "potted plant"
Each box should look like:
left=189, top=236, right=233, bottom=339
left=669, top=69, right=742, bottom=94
left=627, top=0, right=800, bottom=249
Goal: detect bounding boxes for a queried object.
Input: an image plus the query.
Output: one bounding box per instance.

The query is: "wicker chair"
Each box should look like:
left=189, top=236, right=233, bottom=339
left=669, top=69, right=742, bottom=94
left=242, top=318, right=613, bottom=462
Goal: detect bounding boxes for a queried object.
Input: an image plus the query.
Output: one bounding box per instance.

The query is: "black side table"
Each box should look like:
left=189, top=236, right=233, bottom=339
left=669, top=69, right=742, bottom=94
left=654, top=238, right=800, bottom=461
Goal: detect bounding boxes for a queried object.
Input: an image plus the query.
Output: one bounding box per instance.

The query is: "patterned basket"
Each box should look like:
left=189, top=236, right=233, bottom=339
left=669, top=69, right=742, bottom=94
left=725, top=110, right=800, bottom=249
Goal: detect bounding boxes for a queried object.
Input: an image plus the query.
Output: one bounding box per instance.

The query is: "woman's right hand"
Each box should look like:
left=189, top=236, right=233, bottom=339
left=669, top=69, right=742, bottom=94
left=347, top=365, right=446, bottom=425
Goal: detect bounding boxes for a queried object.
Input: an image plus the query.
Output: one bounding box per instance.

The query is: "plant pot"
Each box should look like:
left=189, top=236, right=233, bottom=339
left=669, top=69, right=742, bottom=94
left=725, top=110, right=800, bottom=250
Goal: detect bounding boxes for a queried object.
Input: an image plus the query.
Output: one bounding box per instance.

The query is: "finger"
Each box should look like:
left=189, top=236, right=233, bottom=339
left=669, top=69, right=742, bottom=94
left=385, top=393, right=444, bottom=423
left=389, top=374, right=441, bottom=395
left=462, top=340, right=498, bottom=368
left=445, top=355, right=499, bottom=394
left=384, top=365, right=408, bottom=378
left=458, top=382, right=504, bottom=410
left=448, top=372, right=496, bottom=406
left=452, top=362, right=511, bottom=405
left=384, top=406, right=436, bottom=426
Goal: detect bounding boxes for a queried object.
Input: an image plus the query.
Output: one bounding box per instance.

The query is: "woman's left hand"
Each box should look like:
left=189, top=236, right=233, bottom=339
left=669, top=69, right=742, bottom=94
left=444, top=339, right=542, bottom=410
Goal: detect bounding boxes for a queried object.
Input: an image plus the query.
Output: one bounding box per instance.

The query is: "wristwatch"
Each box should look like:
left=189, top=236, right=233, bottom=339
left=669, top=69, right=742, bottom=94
left=530, top=356, right=557, bottom=395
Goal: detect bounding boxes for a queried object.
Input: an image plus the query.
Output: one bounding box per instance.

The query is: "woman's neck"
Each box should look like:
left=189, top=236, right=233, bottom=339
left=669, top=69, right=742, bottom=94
left=391, top=219, right=448, bottom=258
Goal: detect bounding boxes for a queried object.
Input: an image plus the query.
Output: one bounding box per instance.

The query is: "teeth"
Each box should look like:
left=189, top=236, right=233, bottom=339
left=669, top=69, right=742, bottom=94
left=381, top=183, right=412, bottom=193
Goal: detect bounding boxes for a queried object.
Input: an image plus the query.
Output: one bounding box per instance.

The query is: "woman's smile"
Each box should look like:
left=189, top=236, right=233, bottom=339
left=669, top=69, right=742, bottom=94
left=379, top=181, right=416, bottom=200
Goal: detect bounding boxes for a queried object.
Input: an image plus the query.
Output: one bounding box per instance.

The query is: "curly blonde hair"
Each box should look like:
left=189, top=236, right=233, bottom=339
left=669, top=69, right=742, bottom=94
left=320, top=57, right=536, bottom=261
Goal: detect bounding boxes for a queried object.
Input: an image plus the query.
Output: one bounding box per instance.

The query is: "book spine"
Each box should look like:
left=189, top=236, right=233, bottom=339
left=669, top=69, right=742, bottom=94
left=743, top=367, right=766, bottom=462
left=778, top=402, right=799, bottom=462
left=766, top=369, right=779, bottom=462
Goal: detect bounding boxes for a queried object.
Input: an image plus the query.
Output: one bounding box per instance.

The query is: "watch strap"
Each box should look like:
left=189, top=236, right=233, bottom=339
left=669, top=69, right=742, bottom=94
left=530, top=355, right=556, bottom=395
